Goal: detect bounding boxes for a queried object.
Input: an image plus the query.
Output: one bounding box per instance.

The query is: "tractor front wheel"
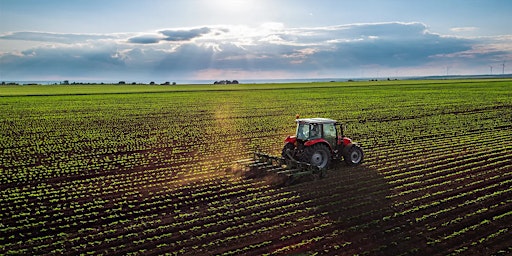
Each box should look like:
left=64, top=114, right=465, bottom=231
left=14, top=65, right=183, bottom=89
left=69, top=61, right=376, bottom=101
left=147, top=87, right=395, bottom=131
left=344, top=144, right=364, bottom=165
left=304, top=144, right=331, bottom=169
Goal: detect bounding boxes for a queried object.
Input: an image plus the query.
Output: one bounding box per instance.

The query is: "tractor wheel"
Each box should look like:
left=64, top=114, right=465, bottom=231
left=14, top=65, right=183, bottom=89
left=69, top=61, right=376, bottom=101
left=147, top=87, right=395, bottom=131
left=304, top=144, right=331, bottom=169
left=281, top=143, right=295, bottom=159
left=344, top=144, right=364, bottom=165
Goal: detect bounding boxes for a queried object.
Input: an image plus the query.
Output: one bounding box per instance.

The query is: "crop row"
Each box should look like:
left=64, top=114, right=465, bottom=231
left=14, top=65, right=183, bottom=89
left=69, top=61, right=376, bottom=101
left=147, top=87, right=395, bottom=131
left=1, top=81, right=511, bottom=255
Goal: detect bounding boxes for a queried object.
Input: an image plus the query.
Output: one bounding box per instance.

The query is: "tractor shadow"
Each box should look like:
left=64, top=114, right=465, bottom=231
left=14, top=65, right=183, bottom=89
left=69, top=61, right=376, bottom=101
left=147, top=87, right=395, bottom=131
left=289, top=162, right=394, bottom=221
left=282, top=162, right=398, bottom=252
left=227, top=158, right=414, bottom=254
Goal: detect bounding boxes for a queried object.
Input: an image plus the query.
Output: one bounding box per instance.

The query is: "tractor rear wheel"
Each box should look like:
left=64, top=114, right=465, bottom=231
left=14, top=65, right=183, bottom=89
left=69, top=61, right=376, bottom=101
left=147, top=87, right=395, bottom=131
left=304, top=144, right=331, bottom=169
left=344, top=144, right=364, bottom=165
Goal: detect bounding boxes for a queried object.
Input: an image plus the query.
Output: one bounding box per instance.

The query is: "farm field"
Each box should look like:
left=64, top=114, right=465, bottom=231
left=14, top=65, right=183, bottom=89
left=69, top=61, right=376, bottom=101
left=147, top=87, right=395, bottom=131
left=1, top=79, right=511, bottom=255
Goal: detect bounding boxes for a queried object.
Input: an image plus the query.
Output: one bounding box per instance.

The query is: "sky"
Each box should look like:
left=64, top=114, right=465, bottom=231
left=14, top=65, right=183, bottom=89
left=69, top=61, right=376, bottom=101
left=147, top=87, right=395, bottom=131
left=0, top=0, right=511, bottom=82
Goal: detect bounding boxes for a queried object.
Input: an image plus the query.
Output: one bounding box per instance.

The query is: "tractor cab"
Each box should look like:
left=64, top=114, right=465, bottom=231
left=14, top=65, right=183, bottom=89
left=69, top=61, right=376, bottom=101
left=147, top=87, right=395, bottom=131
left=295, top=118, right=339, bottom=147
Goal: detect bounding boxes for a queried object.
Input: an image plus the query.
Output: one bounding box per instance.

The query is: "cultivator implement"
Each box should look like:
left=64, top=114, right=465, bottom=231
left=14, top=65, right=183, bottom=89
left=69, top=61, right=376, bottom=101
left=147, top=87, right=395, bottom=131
left=236, top=151, right=326, bottom=185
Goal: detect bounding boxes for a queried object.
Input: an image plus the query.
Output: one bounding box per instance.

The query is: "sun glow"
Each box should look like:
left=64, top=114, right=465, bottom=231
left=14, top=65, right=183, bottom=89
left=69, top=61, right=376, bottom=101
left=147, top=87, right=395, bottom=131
left=203, top=0, right=264, bottom=15
left=215, top=0, right=247, bottom=11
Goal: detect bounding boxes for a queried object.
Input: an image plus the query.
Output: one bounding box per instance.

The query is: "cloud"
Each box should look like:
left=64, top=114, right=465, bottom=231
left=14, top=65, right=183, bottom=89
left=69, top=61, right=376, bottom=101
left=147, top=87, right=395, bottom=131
left=159, top=27, right=212, bottom=41
left=127, top=27, right=215, bottom=44
left=1, top=22, right=510, bottom=81
left=432, top=35, right=512, bottom=62
left=128, top=35, right=162, bottom=44
left=451, top=27, right=479, bottom=33
left=0, top=45, right=126, bottom=79
left=0, top=31, right=116, bottom=44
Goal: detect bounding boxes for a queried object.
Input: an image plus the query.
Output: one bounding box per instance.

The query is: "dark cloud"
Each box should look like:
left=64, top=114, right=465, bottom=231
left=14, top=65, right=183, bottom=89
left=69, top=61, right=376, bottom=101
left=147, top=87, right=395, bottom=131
left=126, top=27, right=213, bottom=44
left=0, top=46, right=127, bottom=78
left=154, top=44, right=215, bottom=71
left=313, top=32, right=473, bottom=68
left=159, top=27, right=211, bottom=41
left=128, top=35, right=162, bottom=44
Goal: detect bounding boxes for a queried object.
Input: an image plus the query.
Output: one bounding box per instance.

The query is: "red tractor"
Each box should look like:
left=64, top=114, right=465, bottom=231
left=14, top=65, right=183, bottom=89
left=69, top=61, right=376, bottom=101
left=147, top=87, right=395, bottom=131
left=281, top=117, right=364, bottom=169
left=242, top=117, right=363, bottom=184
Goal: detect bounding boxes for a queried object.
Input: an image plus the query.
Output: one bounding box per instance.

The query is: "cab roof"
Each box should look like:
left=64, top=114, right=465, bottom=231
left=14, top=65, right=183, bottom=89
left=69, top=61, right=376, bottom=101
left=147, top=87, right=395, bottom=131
left=296, top=118, right=337, bottom=124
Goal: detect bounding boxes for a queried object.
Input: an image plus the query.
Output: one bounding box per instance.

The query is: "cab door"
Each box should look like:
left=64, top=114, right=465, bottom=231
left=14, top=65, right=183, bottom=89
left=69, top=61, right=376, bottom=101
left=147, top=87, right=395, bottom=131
left=322, top=123, right=337, bottom=149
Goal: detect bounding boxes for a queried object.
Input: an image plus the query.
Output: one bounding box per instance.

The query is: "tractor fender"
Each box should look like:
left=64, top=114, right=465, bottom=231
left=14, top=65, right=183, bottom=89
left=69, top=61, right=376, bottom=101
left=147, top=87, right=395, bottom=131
left=284, top=136, right=297, bottom=144
left=342, top=143, right=362, bottom=156
left=304, top=138, right=334, bottom=152
left=342, top=143, right=354, bottom=155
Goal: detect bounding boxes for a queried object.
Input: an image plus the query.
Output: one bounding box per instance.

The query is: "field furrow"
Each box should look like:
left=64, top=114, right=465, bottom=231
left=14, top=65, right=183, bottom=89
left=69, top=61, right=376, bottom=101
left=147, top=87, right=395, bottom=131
left=1, top=80, right=511, bottom=255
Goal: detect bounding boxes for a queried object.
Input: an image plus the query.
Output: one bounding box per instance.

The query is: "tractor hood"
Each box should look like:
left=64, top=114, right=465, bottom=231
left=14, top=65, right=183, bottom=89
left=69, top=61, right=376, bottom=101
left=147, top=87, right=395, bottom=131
left=284, top=135, right=297, bottom=144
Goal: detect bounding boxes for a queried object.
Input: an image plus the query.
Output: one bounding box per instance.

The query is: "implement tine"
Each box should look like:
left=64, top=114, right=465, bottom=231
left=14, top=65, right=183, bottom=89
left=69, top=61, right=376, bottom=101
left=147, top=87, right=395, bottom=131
left=236, top=158, right=255, bottom=165
left=245, top=151, right=327, bottom=185
left=247, top=151, right=328, bottom=183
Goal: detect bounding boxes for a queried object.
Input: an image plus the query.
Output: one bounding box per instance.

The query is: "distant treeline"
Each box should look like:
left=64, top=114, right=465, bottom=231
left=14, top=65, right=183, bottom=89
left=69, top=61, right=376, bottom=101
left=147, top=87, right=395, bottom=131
left=213, top=80, right=239, bottom=85
left=1, top=80, right=242, bottom=85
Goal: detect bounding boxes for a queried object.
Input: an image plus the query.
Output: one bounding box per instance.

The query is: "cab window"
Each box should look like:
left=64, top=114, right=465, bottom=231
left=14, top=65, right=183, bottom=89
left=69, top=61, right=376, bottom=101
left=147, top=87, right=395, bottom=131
left=323, top=123, right=336, bottom=138
left=297, top=123, right=321, bottom=140
left=323, top=123, right=336, bottom=144
left=309, top=124, right=321, bottom=139
left=297, top=123, right=308, bottom=140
